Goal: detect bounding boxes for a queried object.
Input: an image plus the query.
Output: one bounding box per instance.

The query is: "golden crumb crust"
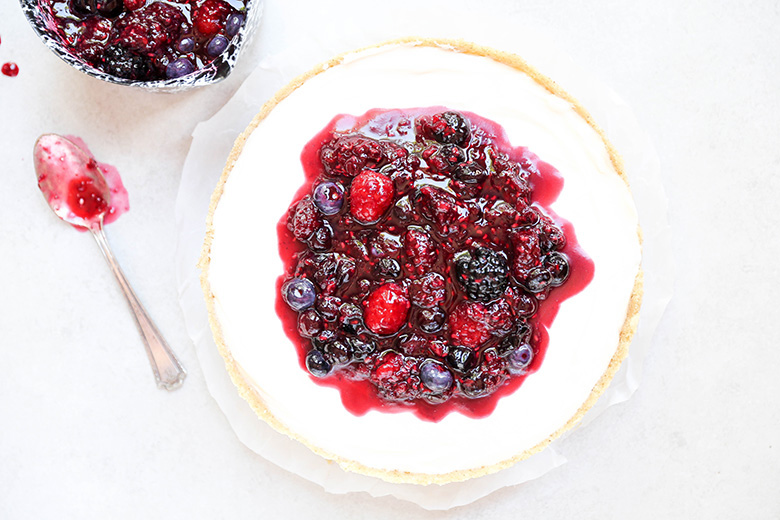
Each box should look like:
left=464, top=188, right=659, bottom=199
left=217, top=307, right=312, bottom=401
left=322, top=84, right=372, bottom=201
left=198, top=37, right=644, bottom=486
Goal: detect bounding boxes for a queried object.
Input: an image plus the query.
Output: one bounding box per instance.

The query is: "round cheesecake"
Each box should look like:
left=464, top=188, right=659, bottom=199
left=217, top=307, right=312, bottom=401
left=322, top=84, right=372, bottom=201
left=200, top=39, right=642, bottom=485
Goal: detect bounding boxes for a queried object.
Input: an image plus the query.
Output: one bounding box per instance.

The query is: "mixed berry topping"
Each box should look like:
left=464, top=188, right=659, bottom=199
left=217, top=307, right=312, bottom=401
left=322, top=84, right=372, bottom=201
left=36, top=0, right=247, bottom=81
left=277, top=107, right=594, bottom=421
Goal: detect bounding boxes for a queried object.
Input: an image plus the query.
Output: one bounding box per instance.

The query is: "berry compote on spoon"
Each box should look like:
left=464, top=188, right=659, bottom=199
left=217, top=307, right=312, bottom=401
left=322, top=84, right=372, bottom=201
left=34, top=134, right=186, bottom=390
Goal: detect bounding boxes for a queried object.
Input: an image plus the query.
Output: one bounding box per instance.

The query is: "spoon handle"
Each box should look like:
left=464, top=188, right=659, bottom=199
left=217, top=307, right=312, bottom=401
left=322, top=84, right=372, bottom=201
left=91, top=225, right=186, bottom=390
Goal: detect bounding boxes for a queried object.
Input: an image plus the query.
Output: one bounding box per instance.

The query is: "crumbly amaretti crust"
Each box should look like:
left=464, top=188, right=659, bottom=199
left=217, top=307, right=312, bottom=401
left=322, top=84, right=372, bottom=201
left=199, top=37, right=644, bottom=485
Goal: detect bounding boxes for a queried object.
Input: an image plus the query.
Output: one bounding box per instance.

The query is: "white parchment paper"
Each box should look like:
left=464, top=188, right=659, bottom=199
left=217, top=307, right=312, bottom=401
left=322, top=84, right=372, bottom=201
left=174, top=30, right=672, bottom=510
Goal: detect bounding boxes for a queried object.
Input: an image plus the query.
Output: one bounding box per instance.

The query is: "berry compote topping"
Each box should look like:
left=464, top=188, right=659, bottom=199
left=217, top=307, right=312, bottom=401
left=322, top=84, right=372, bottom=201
left=36, top=0, right=248, bottom=81
left=277, top=108, right=594, bottom=422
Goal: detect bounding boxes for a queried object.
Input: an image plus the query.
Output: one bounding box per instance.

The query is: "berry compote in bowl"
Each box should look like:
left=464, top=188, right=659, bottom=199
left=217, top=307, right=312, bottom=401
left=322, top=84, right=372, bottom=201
left=20, top=0, right=262, bottom=90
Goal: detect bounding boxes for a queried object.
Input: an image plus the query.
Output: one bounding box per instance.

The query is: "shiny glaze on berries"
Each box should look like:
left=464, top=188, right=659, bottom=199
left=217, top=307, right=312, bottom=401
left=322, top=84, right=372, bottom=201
left=277, top=107, right=594, bottom=422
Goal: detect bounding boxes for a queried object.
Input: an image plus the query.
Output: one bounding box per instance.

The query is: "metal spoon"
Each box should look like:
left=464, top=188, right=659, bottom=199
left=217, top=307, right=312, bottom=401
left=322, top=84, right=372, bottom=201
left=34, top=134, right=186, bottom=390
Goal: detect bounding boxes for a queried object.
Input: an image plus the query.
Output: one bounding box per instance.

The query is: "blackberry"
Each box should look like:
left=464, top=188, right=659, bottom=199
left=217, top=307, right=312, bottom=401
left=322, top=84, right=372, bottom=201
left=101, top=44, right=152, bottom=81
left=454, top=247, right=509, bottom=303
left=417, top=111, right=471, bottom=147
left=446, top=345, right=476, bottom=373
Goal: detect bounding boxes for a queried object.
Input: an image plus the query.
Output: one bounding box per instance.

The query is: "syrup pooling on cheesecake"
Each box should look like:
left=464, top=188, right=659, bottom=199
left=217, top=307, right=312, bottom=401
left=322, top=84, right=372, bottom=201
left=277, top=108, right=594, bottom=422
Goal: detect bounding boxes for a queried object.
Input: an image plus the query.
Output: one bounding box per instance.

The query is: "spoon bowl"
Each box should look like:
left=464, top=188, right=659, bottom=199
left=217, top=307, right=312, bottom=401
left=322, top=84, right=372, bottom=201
left=34, top=134, right=111, bottom=230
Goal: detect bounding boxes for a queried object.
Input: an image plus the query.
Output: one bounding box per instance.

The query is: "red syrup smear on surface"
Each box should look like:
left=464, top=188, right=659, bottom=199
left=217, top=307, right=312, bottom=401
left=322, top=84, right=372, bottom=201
left=276, top=108, right=595, bottom=422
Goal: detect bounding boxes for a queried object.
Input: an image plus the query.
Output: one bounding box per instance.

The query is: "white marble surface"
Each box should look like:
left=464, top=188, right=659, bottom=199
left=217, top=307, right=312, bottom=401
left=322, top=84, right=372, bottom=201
left=1, top=1, right=778, bottom=518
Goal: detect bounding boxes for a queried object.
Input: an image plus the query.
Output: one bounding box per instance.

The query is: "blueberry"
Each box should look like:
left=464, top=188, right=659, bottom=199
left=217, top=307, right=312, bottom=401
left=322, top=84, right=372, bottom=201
left=452, top=161, right=487, bottom=184
left=206, top=35, right=229, bottom=57
left=311, top=329, right=336, bottom=350
left=418, top=308, right=445, bottom=334
left=420, top=360, right=453, bottom=393
left=282, top=277, right=316, bottom=311
left=338, top=302, right=363, bottom=334
left=96, top=0, right=122, bottom=16
left=447, top=345, right=476, bottom=373
left=312, top=182, right=345, bottom=215
left=346, top=337, right=376, bottom=360
left=70, top=0, right=97, bottom=16
left=374, top=258, right=401, bottom=279
left=177, top=37, right=195, bottom=53
left=508, top=343, right=534, bottom=372
left=393, top=195, right=413, bottom=220
left=308, top=222, right=333, bottom=252
left=165, top=57, right=195, bottom=79
left=305, top=349, right=331, bottom=378
left=316, top=295, right=341, bottom=321
left=525, top=267, right=552, bottom=293
left=544, top=252, right=570, bottom=287
left=226, top=12, right=245, bottom=37
left=368, top=231, right=402, bottom=258
left=297, top=309, right=323, bottom=338
left=497, top=322, right=532, bottom=356
left=324, top=340, right=351, bottom=365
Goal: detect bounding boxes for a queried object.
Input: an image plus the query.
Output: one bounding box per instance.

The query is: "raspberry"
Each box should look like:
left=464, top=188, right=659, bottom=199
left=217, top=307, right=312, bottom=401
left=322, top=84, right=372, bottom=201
left=369, top=351, right=423, bottom=401
left=408, top=272, right=446, bottom=309
left=448, top=301, right=492, bottom=348
left=320, top=135, right=384, bottom=177
left=364, top=283, right=410, bottom=335
left=349, top=170, right=394, bottom=224
left=124, top=0, right=145, bottom=10
left=511, top=227, right=543, bottom=277
left=454, top=246, right=509, bottom=303
left=112, top=2, right=184, bottom=55
left=539, top=215, right=567, bottom=252
left=287, top=196, right=322, bottom=241
left=193, top=0, right=231, bottom=37
left=416, top=111, right=471, bottom=147
left=415, top=185, right=470, bottom=237
left=491, top=151, right=533, bottom=206
left=448, top=299, right=514, bottom=349
left=403, top=227, right=437, bottom=274
left=397, top=333, right=430, bottom=356
left=422, top=143, right=465, bottom=173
